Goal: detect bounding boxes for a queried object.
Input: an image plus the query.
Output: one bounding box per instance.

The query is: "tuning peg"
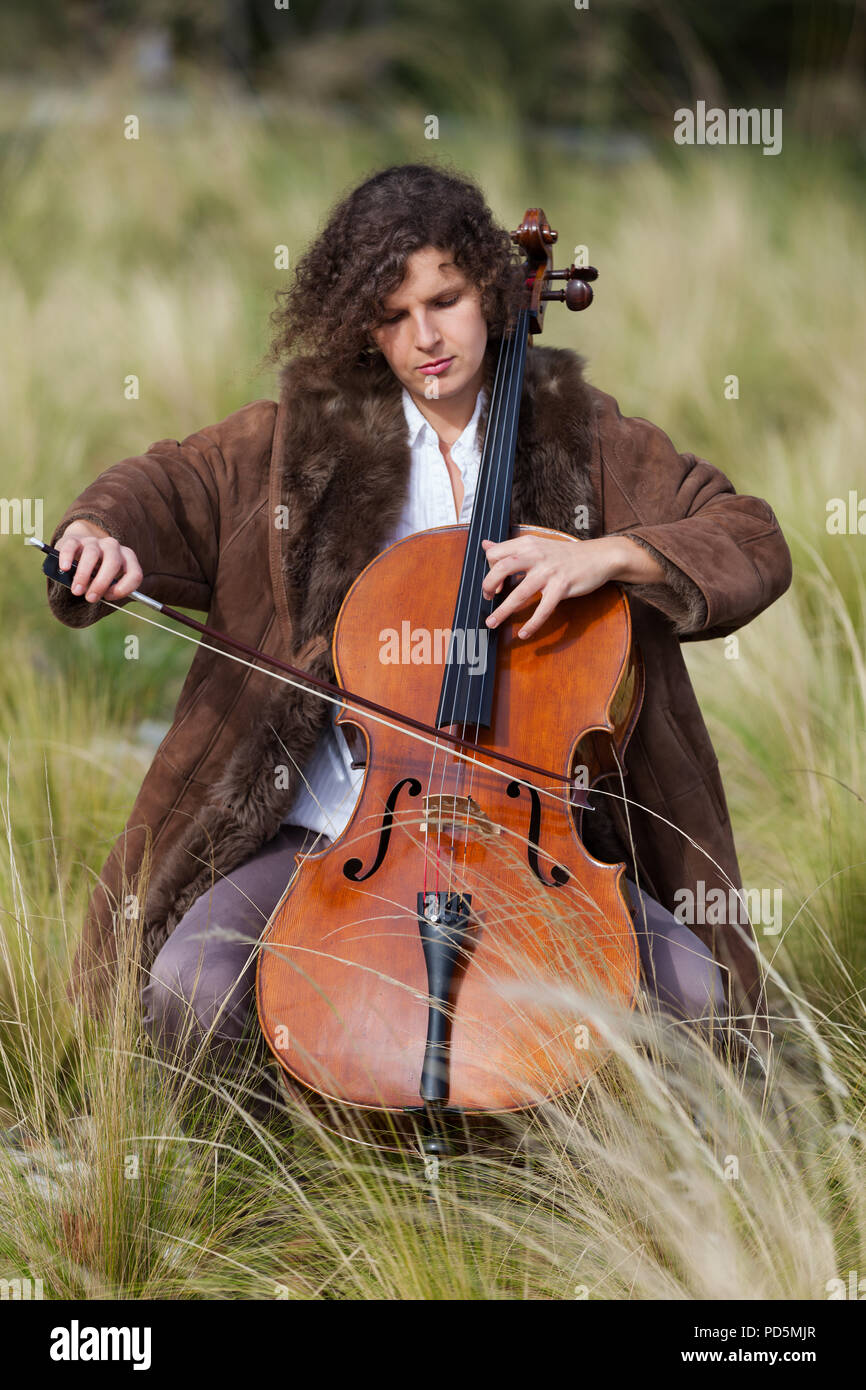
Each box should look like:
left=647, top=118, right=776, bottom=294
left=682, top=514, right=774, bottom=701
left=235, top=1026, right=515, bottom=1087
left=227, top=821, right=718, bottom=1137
left=546, top=264, right=598, bottom=282
left=542, top=280, right=593, bottom=311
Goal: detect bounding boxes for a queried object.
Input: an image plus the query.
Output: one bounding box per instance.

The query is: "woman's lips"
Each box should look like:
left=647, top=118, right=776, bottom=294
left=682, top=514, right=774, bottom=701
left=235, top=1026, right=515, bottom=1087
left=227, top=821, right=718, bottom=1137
left=418, top=356, right=454, bottom=375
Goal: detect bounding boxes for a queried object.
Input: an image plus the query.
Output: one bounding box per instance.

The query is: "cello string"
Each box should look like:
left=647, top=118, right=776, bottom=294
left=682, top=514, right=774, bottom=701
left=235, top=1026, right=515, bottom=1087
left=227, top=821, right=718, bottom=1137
left=438, top=314, right=519, bottom=901
left=448, top=309, right=522, bottom=898
left=426, top=318, right=512, bottom=903
left=454, top=307, right=528, bottom=898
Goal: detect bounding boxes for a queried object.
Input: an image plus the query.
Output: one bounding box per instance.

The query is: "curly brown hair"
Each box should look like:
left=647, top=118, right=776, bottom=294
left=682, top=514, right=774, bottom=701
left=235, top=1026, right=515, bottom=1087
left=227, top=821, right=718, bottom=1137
left=264, top=162, right=527, bottom=382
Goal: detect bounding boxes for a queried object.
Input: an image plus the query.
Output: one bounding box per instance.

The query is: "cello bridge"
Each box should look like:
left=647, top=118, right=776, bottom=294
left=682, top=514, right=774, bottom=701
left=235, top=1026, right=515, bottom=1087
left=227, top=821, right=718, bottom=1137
left=419, top=795, right=501, bottom=840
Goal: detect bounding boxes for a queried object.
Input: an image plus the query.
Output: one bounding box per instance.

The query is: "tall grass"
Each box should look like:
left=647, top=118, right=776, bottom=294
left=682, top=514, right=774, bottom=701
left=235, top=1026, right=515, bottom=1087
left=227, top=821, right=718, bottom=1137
left=0, top=64, right=863, bottom=1298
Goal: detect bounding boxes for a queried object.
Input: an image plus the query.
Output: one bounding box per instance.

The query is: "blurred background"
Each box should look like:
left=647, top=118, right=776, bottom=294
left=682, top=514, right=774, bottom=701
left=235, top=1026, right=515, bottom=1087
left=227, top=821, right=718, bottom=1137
left=0, top=0, right=862, bottom=1054
left=2, top=0, right=863, bottom=139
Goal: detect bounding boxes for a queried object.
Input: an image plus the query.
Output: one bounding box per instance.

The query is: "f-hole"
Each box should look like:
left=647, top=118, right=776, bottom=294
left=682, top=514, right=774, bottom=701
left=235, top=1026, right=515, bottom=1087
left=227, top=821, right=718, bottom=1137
left=507, top=780, right=569, bottom=886
left=342, top=777, right=423, bottom=882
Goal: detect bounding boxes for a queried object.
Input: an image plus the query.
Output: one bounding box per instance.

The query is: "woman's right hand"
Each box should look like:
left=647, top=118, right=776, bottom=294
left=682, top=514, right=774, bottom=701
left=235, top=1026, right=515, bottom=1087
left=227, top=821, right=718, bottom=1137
left=56, top=520, right=144, bottom=605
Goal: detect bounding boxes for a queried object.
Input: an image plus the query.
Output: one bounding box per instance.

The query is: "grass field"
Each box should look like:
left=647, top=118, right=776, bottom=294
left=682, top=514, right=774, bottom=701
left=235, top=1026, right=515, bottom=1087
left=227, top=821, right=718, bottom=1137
left=1, top=65, right=864, bottom=1299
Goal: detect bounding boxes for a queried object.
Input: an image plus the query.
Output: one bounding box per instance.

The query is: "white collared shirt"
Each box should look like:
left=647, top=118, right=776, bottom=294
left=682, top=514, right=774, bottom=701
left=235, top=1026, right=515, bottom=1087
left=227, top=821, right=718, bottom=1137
left=282, top=384, right=486, bottom=840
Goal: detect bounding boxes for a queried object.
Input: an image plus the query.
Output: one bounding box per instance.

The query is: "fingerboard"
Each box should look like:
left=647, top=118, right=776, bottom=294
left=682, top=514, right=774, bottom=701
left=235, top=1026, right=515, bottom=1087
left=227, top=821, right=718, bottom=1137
left=435, top=309, right=529, bottom=731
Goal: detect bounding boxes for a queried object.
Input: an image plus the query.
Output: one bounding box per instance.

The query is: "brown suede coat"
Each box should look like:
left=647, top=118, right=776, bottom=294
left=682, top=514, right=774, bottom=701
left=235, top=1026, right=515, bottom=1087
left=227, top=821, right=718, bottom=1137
left=47, top=346, right=792, bottom=1031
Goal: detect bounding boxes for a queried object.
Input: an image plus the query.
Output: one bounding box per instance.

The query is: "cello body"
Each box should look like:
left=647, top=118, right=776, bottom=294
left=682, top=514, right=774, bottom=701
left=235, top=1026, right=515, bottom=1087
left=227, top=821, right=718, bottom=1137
left=257, top=522, right=643, bottom=1116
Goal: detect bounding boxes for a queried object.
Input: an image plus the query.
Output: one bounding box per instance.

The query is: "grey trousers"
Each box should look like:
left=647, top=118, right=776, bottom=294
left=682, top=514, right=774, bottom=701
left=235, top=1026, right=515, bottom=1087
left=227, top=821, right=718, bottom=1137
left=141, top=824, right=729, bottom=1111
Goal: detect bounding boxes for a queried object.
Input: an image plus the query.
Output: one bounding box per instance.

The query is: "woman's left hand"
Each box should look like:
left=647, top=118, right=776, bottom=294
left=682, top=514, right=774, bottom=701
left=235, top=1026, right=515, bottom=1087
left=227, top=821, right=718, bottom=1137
left=481, top=534, right=660, bottom=640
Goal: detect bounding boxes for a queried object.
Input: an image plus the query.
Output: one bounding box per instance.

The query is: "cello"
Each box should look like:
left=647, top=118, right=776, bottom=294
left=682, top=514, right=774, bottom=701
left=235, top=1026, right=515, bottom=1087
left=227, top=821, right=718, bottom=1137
left=256, top=209, right=645, bottom=1150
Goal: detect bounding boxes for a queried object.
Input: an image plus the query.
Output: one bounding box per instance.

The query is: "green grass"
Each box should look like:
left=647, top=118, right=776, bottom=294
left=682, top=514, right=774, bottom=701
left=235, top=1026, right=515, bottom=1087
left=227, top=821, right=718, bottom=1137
left=1, top=63, right=864, bottom=1299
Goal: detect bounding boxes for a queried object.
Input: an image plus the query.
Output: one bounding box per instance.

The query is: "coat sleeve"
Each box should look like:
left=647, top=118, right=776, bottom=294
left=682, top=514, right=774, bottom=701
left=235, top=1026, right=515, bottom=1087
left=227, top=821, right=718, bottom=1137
left=599, top=407, right=793, bottom=642
left=45, top=428, right=224, bottom=628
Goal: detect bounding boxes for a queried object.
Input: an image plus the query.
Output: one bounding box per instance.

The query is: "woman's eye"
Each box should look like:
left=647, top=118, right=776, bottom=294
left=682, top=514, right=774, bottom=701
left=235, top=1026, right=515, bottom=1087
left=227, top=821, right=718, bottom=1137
left=380, top=293, right=458, bottom=326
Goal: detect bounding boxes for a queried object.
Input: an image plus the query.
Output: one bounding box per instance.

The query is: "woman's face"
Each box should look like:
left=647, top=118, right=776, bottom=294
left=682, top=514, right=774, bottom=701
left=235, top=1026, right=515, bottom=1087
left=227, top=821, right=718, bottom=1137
left=370, top=245, right=488, bottom=406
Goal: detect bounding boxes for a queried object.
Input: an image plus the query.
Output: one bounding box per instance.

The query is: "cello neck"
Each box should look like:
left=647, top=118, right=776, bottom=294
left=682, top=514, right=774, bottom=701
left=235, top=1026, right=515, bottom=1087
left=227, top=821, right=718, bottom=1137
left=435, top=308, right=530, bottom=731
left=469, top=306, right=531, bottom=551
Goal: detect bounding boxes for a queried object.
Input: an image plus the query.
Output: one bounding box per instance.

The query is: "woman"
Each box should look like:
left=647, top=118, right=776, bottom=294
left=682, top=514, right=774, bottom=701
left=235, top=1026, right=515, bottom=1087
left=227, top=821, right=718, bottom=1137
left=46, top=162, right=792, bottom=1111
